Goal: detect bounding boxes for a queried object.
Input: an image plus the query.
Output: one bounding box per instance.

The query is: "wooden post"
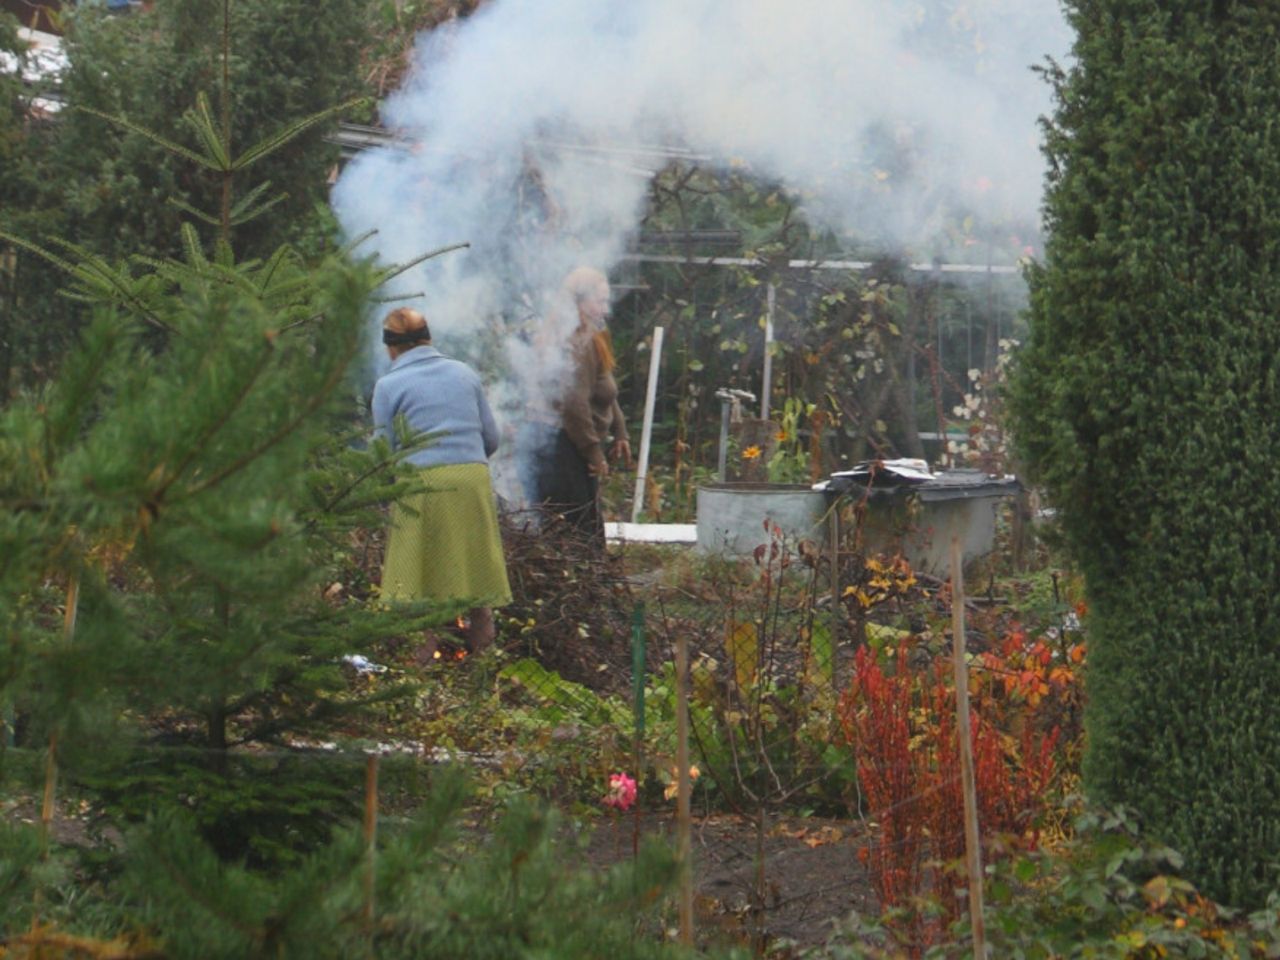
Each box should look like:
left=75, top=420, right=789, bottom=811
left=675, top=631, right=694, bottom=947
left=829, top=504, right=841, bottom=667
left=363, top=753, right=380, bottom=930
left=39, top=731, right=58, bottom=855
left=950, top=537, right=987, bottom=958
left=41, top=574, right=80, bottom=855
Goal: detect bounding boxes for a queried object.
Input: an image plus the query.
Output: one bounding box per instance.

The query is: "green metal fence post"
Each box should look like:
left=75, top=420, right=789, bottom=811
left=631, top=602, right=646, bottom=744
left=631, top=602, right=647, bottom=856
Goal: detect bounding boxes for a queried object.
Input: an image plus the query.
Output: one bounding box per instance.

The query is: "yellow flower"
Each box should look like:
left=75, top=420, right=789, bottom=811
left=775, top=430, right=788, bottom=442
left=742, top=445, right=762, bottom=460
left=663, top=765, right=701, bottom=800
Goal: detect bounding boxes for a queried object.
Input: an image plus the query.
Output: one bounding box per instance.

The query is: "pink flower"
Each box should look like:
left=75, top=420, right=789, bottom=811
left=603, top=772, right=637, bottom=811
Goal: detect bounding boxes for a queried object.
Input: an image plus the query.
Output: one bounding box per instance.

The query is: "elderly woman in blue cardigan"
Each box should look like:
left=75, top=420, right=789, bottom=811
left=372, top=307, right=511, bottom=651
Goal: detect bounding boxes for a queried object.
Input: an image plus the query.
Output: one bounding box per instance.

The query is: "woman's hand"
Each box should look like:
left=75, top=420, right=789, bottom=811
left=610, top=438, right=633, bottom=469
left=589, top=457, right=610, bottom=480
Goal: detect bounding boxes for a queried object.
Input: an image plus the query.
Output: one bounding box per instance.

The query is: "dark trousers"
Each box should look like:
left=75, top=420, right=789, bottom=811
left=526, top=427, right=604, bottom=549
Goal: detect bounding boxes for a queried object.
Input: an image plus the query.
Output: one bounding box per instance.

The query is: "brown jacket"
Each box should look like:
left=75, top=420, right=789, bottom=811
left=559, top=331, right=628, bottom=471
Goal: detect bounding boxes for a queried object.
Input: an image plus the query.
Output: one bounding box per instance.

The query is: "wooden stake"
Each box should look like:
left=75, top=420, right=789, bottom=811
left=39, top=731, right=57, bottom=856
left=363, top=753, right=380, bottom=930
left=41, top=574, right=80, bottom=856
left=829, top=504, right=841, bottom=676
left=674, top=631, right=694, bottom=947
left=950, top=537, right=987, bottom=958
left=63, top=574, right=80, bottom=640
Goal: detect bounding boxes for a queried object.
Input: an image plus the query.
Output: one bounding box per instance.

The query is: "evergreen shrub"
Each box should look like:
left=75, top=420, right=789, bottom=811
left=1009, top=1, right=1280, bottom=906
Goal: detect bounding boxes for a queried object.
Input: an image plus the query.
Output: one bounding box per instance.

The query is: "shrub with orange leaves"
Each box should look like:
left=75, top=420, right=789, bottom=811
left=842, top=645, right=925, bottom=919
left=838, top=632, right=1075, bottom=950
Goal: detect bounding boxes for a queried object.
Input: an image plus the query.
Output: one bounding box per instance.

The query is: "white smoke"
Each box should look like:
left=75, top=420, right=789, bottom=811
left=331, top=0, right=1072, bottom=497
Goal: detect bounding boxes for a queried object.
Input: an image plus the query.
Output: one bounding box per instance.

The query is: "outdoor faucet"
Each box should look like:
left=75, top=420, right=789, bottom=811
left=715, top=387, right=757, bottom=482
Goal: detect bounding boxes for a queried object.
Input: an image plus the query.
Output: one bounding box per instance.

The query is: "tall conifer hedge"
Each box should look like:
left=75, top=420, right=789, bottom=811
left=1009, top=2, right=1280, bottom=907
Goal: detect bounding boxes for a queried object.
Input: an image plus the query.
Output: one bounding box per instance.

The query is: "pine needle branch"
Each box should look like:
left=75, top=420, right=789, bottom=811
left=233, top=96, right=370, bottom=170
left=339, top=229, right=377, bottom=257
left=304, top=450, right=406, bottom=528
left=180, top=223, right=209, bottom=273
left=254, top=246, right=293, bottom=294
left=165, top=197, right=223, bottom=228
left=373, top=242, right=470, bottom=288
left=0, top=231, right=174, bottom=333
left=370, top=290, right=425, bottom=304
left=278, top=310, right=325, bottom=334
left=227, top=180, right=288, bottom=227
left=184, top=92, right=232, bottom=170
left=152, top=338, right=278, bottom=506
left=179, top=337, right=358, bottom=501
left=75, top=106, right=221, bottom=171
left=148, top=828, right=266, bottom=942
left=229, top=192, right=288, bottom=227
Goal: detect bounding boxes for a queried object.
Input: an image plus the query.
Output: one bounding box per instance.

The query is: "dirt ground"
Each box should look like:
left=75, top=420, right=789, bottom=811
left=583, top=809, right=878, bottom=953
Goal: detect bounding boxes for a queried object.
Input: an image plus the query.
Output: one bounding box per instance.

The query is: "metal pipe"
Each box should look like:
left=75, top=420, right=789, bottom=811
left=714, top=387, right=754, bottom=483
left=718, top=398, right=732, bottom=481
left=761, top=282, right=775, bottom=421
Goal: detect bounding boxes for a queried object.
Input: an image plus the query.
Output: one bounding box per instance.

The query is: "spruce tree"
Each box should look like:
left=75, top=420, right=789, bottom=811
left=1009, top=2, right=1280, bottom=906
left=0, top=0, right=447, bottom=868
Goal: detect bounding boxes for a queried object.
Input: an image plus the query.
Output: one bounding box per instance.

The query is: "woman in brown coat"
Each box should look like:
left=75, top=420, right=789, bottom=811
left=528, top=266, right=631, bottom=546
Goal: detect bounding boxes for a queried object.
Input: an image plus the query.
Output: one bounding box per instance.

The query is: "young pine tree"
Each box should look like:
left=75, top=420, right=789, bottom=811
left=0, top=0, right=449, bottom=870
left=1009, top=1, right=1280, bottom=907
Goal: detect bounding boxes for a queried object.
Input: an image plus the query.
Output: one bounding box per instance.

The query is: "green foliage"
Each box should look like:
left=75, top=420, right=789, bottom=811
left=0, top=13, right=26, bottom=168
left=501, top=657, right=631, bottom=729
left=809, top=805, right=1280, bottom=959
left=51, top=0, right=369, bottom=260
left=0, top=819, right=47, bottom=932
left=118, top=767, right=731, bottom=960
left=648, top=539, right=858, bottom=818
left=82, top=750, right=363, bottom=870
left=766, top=397, right=815, bottom=484
left=0, top=12, right=60, bottom=396
left=0, top=0, right=454, bottom=871
left=1007, top=2, right=1280, bottom=907
left=0, top=0, right=373, bottom=391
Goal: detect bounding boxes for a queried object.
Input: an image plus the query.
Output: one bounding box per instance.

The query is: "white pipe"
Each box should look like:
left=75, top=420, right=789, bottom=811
left=620, top=253, right=1021, bottom=275
left=761, top=283, right=775, bottom=421
left=631, top=325, right=665, bottom=523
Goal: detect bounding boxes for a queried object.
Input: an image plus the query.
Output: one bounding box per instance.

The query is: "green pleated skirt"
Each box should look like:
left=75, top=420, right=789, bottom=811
left=381, top=462, right=512, bottom=607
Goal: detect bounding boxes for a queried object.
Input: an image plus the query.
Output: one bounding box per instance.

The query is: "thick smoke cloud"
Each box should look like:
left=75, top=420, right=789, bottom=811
left=331, top=0, right=1071, bottom=496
